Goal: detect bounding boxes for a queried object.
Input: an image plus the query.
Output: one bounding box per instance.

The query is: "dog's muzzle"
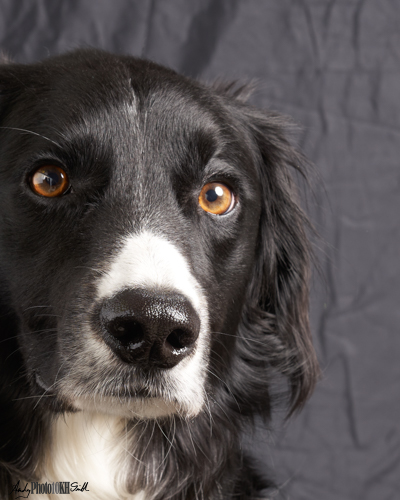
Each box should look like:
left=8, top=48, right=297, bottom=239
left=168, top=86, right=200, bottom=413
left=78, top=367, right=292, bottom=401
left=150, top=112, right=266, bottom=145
left=97, top=289, right=201, bottom=369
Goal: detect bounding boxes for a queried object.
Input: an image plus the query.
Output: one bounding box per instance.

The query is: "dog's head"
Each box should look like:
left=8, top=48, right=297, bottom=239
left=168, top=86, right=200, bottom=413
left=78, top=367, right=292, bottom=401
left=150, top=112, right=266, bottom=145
left=0, top=50, right=318, bottom=423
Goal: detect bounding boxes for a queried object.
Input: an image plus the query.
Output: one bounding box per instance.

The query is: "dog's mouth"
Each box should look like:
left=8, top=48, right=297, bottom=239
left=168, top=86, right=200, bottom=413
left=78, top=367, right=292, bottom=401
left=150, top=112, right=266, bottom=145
left=32, top=340, right=208, bottom=419
left=35, top=369, right=164, bottom=400
left=95, top=384, right=164, bottom=400
left=33, top=365, right=193, bottom=421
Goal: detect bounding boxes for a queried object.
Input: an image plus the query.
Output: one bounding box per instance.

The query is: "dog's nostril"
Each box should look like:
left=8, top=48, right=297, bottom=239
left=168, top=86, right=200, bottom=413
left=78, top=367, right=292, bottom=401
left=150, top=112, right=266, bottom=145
left=166, top=329, right=192, bottom=351
left=108, top=318, right=145, bottom=349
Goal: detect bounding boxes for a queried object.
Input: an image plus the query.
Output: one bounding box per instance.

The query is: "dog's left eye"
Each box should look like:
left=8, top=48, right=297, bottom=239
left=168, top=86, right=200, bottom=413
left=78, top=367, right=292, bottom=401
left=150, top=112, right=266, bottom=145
left=198, top=182, right=235, bottom=215
left=30, top=165, right=70, bottom=197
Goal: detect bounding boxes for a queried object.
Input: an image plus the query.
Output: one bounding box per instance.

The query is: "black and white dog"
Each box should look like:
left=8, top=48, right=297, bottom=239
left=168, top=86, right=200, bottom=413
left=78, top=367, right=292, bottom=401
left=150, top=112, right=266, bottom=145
left=0, top=50, right=319, bottom=499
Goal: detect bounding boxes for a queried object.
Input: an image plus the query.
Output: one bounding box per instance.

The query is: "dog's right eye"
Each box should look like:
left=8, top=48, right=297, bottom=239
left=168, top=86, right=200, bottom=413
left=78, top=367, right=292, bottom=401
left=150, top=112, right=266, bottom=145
left=30, top=166, right=70, bottom=197
left=198, top=182, right=235, bottom=215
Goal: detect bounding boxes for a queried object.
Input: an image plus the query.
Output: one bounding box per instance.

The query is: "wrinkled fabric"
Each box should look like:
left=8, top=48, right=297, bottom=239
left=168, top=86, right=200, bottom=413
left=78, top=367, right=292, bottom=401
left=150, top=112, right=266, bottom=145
left=1, top=1, right=399, bottom=498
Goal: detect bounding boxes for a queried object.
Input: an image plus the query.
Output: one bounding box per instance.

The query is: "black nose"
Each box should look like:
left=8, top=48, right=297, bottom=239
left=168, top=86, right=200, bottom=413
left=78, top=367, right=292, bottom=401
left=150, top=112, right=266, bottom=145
left=98, top=289, right=200, bottom=369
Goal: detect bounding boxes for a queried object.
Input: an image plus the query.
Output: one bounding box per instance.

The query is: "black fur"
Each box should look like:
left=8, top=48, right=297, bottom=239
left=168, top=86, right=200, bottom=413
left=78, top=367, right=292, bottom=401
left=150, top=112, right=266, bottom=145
left=0, top=50, right=319, bottom=499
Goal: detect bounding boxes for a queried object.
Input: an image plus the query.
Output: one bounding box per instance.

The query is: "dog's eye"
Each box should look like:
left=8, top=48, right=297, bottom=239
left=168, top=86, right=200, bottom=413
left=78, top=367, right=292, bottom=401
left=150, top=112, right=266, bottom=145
left=198, top=183, right=235, bottom=215
left=30, top=166, right=69, bottom=197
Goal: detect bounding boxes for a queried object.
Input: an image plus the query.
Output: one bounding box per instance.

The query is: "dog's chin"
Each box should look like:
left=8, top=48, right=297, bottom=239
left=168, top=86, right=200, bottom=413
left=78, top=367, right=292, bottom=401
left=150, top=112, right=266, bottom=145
left=70, top=395, right=203, bottom=420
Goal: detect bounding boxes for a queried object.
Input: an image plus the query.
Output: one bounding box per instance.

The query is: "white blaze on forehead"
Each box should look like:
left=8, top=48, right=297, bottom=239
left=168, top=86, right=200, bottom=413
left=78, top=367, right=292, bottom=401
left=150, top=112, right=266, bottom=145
left=97, top=231, right=204, bottom=312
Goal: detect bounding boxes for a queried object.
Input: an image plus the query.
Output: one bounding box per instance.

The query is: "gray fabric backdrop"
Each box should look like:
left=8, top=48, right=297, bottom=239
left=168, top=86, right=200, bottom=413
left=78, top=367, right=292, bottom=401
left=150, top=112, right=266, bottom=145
left=1, top=1, right=399, bottom=499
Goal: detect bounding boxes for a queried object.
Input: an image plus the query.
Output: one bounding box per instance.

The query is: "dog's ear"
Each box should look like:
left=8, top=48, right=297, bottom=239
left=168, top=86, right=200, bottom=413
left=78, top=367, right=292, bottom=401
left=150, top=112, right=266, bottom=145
left=217, top=85, right=320, bottom=415
left=245, top=105, right=320, bottom=414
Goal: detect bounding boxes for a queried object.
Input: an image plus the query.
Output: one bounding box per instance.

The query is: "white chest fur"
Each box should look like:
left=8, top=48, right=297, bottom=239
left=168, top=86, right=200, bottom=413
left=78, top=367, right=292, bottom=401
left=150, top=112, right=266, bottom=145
left=35, top=412, right=146, bottom=500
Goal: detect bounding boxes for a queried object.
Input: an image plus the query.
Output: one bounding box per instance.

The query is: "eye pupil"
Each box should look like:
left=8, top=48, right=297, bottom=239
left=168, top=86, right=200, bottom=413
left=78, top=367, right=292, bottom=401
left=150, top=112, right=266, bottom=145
left=205, top=189, right=218, bottom=202
left=43, top=171, right=60, bottom=187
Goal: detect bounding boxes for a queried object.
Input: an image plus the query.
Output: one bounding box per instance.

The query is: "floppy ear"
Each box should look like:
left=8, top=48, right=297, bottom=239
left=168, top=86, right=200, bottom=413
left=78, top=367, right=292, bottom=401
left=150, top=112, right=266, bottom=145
left=216, top=85, right=320, bottom=416
left=246, top=108, right=320, bottom=414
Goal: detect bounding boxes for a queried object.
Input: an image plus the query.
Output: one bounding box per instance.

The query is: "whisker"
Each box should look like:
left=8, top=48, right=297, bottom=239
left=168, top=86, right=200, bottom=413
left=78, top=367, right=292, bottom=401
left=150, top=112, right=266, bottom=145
left=156, top=420, right=175, bottom=451
left=23, top=305, right=52, bottom=311
left=12, top=394, right=55, bottom=401
left=207, top=396, right=232, bottom=422
left=121, top=441, right=145, bottom=465
left=203, top=391, right=214, bottom=436
left=5, top=345, right=23, bottom=361
left=0, top=126, right=61, bottom=146
left=211, top=330, right=271, bottom=347
left=138, top=419, right=154, bottom=460
left=0, top=334, right=21, bottom=344
left=33, top=360, right=68, bottom=410
left=157, top=416, right=176, bottom=469
left=183, top=417, right=198, bottom=458
left=204, top=366, right=241, bottom=413
left=0, top=329, right=58, bottom=345
left=33, top=314, right=61, bottom=318
left=73, top=265, right=106, bottom=276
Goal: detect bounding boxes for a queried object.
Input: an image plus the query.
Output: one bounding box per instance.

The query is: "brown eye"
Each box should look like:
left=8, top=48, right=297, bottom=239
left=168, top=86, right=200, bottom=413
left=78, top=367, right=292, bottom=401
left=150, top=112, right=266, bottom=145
left=198, top=182, right=235, bottom=215
left=30, top=165, right=69, bottom=197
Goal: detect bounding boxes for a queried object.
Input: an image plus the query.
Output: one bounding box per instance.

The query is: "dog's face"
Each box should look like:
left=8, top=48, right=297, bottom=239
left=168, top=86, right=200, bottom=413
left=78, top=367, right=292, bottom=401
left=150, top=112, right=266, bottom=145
left=0, top=51, right=265, bottom=419
left=0, top=51, right=318, bottom=429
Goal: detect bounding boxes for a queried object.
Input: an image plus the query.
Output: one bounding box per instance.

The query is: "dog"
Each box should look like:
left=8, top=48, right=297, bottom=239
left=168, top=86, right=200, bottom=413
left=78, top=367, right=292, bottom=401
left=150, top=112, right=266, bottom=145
left=0, top=49, right=319, bottom=500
